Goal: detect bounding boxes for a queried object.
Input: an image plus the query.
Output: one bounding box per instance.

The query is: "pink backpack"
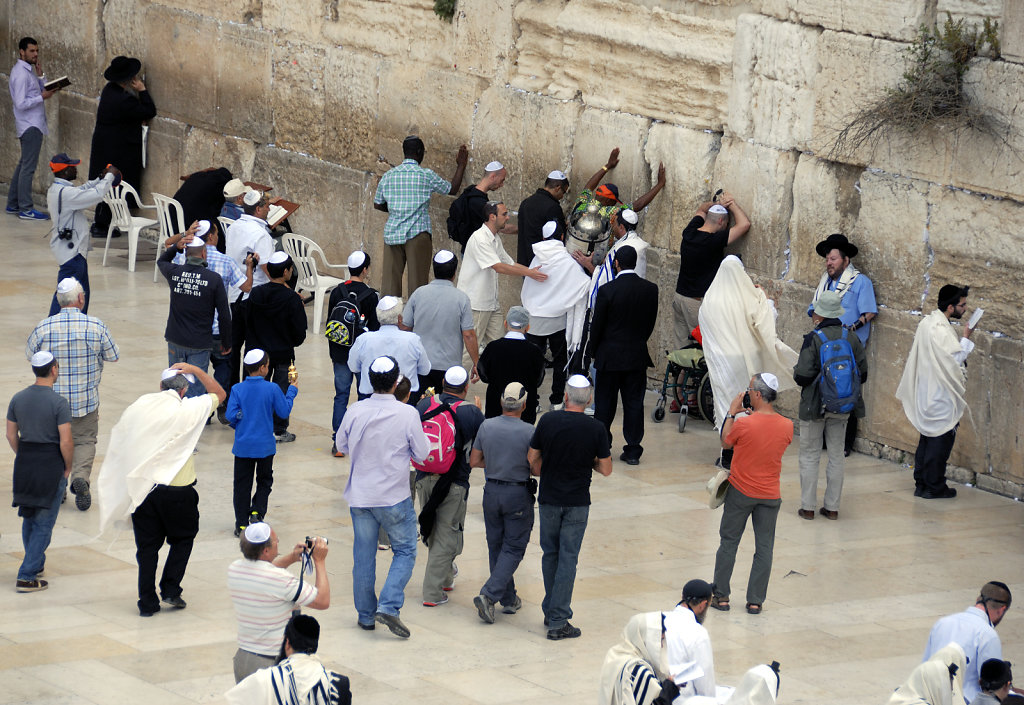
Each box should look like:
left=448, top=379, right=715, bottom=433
left=411, top=397, right=463, bottom=474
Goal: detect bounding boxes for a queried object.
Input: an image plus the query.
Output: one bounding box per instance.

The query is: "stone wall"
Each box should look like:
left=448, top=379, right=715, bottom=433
left=1, top=0, right=1022, bottom=485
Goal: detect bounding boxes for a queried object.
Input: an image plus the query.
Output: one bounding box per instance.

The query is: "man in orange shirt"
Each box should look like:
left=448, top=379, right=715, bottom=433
left=710, top=373, right=793, bottom=616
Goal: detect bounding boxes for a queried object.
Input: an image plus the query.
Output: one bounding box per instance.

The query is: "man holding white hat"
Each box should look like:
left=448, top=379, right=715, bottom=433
left=711, top=373, right=792, bottom=616
left=27, top=276, right=119, bottom=511
left=7, top=351, right=72, bottom=592
left=348, top=296, right=430, bottom=400
left=516, top=170, right=570, bottom=266
left=447, top=160, right=513, bottom=252
left=220, top=178, right=249, bottom=220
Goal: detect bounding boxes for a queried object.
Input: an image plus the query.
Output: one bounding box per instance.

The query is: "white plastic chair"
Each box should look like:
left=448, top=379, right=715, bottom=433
left=281, top=233, right=347, bottom=333
left=217, top=215, right=236, bottom=241
left=101, top=182, right=159, bottom=274
left=151, top=193, right=187, bottom=282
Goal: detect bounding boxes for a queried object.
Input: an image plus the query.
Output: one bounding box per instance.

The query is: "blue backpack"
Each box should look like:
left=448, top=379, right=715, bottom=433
left=816, top=328, right=860, bottom=414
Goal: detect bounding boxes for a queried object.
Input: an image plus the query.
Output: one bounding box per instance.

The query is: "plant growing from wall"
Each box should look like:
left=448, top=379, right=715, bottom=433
left=434, top=0, right=456, bottom=22
left=830, top=13, right=1013, bottom=160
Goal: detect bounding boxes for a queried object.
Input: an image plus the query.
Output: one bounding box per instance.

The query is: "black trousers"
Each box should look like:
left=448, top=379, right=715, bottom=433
left=526, top=330, right=568, bottom=405
left=233, top=455, right=275, bottom=527
left=913, top=428, right=957, bottom=494
left=594, top=368, right=646, bottom=460
left=229, top=298, right=248, bottom=389
left=266, top=360, right=292, bottom=434
left=411, top=369, right=446, bottom=405
left=131, top=484, right=199, bottom=612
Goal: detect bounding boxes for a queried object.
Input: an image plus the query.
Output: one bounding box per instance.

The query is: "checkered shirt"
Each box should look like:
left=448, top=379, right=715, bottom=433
left=374, top=159, right=451, bottom=245
left=26, top=308, right=119, bottom=417
left=173, top=246, right=246, bottom=336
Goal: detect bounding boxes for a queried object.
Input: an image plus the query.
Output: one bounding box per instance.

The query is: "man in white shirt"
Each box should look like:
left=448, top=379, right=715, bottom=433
left=348, top=297, right=431, bottom=399
left=662, top=579, right=717, bottom=700
left=457, top=201, right=547, bottom=360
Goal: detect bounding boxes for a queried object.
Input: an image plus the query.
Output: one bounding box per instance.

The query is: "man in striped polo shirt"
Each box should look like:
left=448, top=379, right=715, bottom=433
left=227, top=522, right=330, bottom=682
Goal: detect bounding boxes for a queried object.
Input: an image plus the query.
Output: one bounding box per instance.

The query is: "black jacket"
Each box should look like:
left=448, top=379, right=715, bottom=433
left=246, top=281, right=307, bottom=364
left=477, top=336, right=546, bottom=424
left=327, top=280, right=380, bottom=364
left=793, top=318, right=868, bottom=420
left=158, top=248, right=231, bottom=350
left=172, top=168, right=233, bottom=241
left=88, top=83, right=157, bottom=187
left=588, top=272, right=659, bottom=371
left=516, top=188, right=567, bottom=265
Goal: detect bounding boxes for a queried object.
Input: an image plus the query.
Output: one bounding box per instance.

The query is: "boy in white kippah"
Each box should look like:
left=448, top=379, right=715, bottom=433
left=225, top=349, right=298, bottom=536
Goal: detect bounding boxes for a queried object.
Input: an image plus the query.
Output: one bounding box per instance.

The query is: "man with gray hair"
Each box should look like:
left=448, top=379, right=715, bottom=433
left=528, top=374, right=612, bottom=640
left=477, top=306, right=546, bottom=424
left=27, top=276, right=119, bottom=511
left=348, top=296, right=430, bottom=401
left=470, top=382, right=536, bottom=623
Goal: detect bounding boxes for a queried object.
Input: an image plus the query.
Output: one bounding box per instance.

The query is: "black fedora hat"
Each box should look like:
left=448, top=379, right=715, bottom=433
left=815, top=233, right=858, bottom=258
left=103, top=56, right=142, bottom=83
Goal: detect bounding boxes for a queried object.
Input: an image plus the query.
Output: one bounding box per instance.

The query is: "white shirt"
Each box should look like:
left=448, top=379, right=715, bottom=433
left=504, top=331, right=526, bottom=340
left=458, top=223, right=514, bottom=311
left=663, top=605, right=716, bottom=699
left=227, top=559, right=319, bottom=657
left=225, top=214, right=275, bottom=296
left=923, top=606, right=1002, bottom=703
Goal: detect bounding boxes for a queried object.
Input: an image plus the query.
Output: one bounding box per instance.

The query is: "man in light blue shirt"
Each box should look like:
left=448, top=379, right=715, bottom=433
left=348, top=296, right=430, bottom=398
left=7, top=37, right=61, bottom=220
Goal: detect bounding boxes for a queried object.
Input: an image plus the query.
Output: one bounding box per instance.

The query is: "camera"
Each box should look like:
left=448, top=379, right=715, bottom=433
left=57, top=226, right=75, bottom=242
left=742, top=392, right=752, bottom=410
left=305, top=536, right=328, bottom=549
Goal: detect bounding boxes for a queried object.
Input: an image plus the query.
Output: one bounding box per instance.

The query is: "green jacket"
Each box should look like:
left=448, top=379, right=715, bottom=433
left=793, top=319, right=868, bottom=421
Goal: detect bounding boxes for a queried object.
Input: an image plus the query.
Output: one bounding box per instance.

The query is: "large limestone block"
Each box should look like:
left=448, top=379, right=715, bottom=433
left=728, top=14, right=820, bottom=150
left=181, top=128, right=257, bottom=179
left=140, top=117, right=187, bottom=203
left=321, top=0, right=454, bottom=69
left=938, top=0, right=1003, bottom=25
left=323, top=50, right=382, bottom=173
left=510, top=1, right=575, bottom=99
left=761, top=0, right=937, bottom=41
left=145, top=0, right=261, bottom=24
left=642, top=123, right=722, bottom=251
left=54, top=93, right=97, bottom=184
left=1006, top=0, right=1024, bottom=63
left=11, top=0, right=104, bottom=97
left=985, top=337, right=1024, bottom=479
left=453, top=0, right=517, bottom=79
left=143, top=7, right=218, bottom=128
left=926, top=186, right=1024, bottom=339
left=215, top=22, right=273, bottom=143
left=570, top=108, right=653, bottom=212
left=711, top=137, right=799, bottom=279
left=102, top=0, right=150, bottom=71
left=271, top=41, right=327, bottom=158
left=264, top=0, right=323, bottom=38
left=0, top=2, right=12, bottom=66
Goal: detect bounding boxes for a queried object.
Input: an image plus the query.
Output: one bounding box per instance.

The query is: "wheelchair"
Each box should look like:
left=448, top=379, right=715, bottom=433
left=651, top=345, right=715, bottom=433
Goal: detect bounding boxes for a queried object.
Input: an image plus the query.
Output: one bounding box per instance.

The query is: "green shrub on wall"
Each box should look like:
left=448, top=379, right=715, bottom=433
left=434, top=0, right=456, bottom=22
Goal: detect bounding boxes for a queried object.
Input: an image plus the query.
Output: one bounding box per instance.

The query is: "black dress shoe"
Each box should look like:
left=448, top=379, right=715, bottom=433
left=619, top=452, right=640, bottom=466
left=913, top=487, right=924, bottom=497
left=546, top=622, right=582, bottom=640
left=161, top=595, right=187, bottom=609
left=921, top=487, right=957, bottom=499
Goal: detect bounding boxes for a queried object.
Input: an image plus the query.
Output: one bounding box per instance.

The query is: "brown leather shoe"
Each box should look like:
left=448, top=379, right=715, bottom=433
left=819, top=507, right=839, bottom=520
left=798, top=509, right=815, bottom=520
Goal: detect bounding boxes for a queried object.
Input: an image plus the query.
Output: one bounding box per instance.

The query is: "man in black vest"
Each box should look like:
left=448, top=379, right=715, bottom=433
left=516, top=170, right=569, bottom=265
left=587, top=246, right=658, bottom=465
left=477, top=307, right=546, bottom=424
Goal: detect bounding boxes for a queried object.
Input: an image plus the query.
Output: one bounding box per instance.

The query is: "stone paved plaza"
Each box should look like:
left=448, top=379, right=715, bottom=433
left=0, top=217, right=1021, bottom=705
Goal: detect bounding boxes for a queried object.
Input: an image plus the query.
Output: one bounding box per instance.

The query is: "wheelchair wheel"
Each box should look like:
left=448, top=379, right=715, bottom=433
left=678, top=410, right=687, bottom=433
left=652, top=406, right=666, bottom=423
left=697, top=373, right=715, bottom=423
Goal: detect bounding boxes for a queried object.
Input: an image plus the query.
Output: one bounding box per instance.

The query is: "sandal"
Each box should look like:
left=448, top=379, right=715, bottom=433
left=710, top=595, right=730, bottom=611
left=746, top=603, right=762, bottom=615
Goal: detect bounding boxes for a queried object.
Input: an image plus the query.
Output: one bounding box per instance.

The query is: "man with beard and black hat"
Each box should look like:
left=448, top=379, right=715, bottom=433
left=896, top=283, right=976, bottom=499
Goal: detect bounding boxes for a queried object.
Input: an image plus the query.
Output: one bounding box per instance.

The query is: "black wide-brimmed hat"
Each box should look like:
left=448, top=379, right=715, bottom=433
left=103, top=56, right=142, bottom=83
left=815, top=233, right=858, bottom=258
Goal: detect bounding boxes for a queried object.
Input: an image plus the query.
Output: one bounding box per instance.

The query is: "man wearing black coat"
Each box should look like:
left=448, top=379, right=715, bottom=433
left=516, top=171, right=569, bottom=265
left=172, top=167, right=233, bottom=244
left=477, top=307, right=545, bottom=424
left=587, top=246, right=658, bottom=465
left=88, top=56, right=156, bottom=236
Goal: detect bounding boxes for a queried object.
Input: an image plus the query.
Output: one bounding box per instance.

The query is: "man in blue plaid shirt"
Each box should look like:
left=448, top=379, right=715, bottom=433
left=26, top=276, right=119, bottom=511
left=374, top=136, right=468, bottom=297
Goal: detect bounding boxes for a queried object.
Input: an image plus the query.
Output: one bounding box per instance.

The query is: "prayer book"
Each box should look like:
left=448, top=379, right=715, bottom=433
left=267, top=199, right=299, bottom=229
left=968, top=308, right=983, bottom=329
left=44, top=76, right=71, bottom=91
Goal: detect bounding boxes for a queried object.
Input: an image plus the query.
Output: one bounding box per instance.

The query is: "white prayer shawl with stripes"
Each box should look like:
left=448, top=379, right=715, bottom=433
left=226, top=654, right=345, bottom=705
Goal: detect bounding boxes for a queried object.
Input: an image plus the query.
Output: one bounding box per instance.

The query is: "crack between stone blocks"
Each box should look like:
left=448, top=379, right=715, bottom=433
left=920, top=201, right=933, bottom=313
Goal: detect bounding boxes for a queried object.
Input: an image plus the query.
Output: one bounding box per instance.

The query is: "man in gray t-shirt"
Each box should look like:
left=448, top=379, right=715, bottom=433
left=402, top=250, right=477, bottom=401
left=469, top=382, right=535, bottom=623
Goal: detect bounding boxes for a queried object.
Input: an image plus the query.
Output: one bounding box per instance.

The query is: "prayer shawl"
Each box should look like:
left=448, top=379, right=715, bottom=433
left=96, top=389, right=213, bottom=533
left=522, top=239, right=592, bottom=355
left=895, top=311, right=968, bottom=437
left=573, top=233, right=650, bottom=355
left=226, top=654, right=350, bottom=705
left=811, top=263, right=860, bottom=304
left=698, top=257, right=798, bottom=428
left=599, top=612, right=669, bottom=705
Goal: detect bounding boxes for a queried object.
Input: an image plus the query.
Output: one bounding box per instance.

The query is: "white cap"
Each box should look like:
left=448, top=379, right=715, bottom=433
left=243, top=189, right=263, bottom=206
left=268, top=251, right=290, bottom=265
left=444, top=366, right=468, bottom=386
left=433, top=249, right=455, bottom=264
left=347, top=251, right=367, bottom=269
left=56, top=277, right=79, bottom=294
left=709, top=204, right=728, bottom=215
left=31, top=351, right=54, bottom=366
left=485, top=161, right=504, bottom=172
left=243, top=349, right=265, bottom=365
left=186, top=236, right=206, bottom=248
left=370, top=356, right=396, bottom=373
left=195, top=220, right=211, bottom=237
left=161, top=368, right=195, bottom=383
left=547, top=170, right=568, bottom=181
left=244, top=522, right=272, bottom=543
left=542, top=221, right=557, bottom=239
left=567, top=374, right=591, bottom=389
left=619, top=209, right=638, bottom=226
left=223, top=178, right=247, bottom=198
left=377, top=296, right=400, bottom=312
left=759, top=372, right=780, bottom=391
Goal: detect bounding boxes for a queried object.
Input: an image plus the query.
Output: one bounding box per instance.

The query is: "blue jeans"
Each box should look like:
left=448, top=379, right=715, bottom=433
left=481, top=483, right=535, bottom=604
left=539, top=503, right=589, bottom=630
left=7, top=126, right=43, bottom=212
left=350, top=497, right=418, bottom=625
left=19, top=476, right=67, bottom=581
left=332, top=362, right=354, bottom=439
left=49, top=254, right=90, bottom=316
left=167, top=343, right=212, bottom=398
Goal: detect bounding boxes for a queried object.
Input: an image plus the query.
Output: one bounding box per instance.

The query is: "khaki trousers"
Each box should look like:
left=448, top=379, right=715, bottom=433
left=463, top=309, right=504, bottom=368
left=70, top=410, right=99, bottom=483
left=672, top=293, right=702, bottom=348
left=415, top=473, right=468, bottom=602
left=382, top=231, right=432, bottom=297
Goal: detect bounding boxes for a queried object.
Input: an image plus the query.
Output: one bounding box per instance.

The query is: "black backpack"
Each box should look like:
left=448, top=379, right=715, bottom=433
left=446, top=186, right=487, bottom=250
left=325, top=284, right=376, bottom=347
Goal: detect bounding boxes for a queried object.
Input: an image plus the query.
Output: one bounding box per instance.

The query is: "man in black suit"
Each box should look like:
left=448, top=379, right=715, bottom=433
left=477, top=306, right=546, bottom=424
left=587, top=246, right=658, bottom=465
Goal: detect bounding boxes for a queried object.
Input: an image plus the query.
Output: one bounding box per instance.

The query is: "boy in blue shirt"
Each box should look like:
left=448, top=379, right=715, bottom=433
left=226, top=348, right=298, bottom=536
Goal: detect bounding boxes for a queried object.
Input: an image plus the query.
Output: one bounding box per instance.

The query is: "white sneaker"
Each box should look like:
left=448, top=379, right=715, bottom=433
left=584, top=407, right=595, bottom=416
left=549, top=402, right=565, bottom=411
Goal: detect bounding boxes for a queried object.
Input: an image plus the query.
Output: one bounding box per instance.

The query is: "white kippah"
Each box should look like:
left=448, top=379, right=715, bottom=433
left=709, top=204, right=728, bottom=215
left=195, top=220, right=211, bottom=237
left=187, top=236, right=205, bottom=248
left=760, top=372, right=780, bottom=391
left=243, top=189, right=263, bottom=206
left=433, top=249, right=455, bottom=264
left=347, top=251, right=366, bottom=269
left=370, top=356, right=396, bottom=373
left=485, top=161, right=504, bottom=172
left=567, top=374, right=590, bottom=389
left=244, top=522, right=271, bottom=543
left=444, top=366, right=468, bottom=386
left=542, top=221, right=557, bottom=239
left=161, top=368, right=180, bottom=381
left=31, top=351, right=54, bottom=366
left=547, top=170, right=567, bottom=181
left=56, top=277, right=79, bottom=294
left=243, top=349, right=265, bottom=365
left=377, top=296, right=400, bottom=311
left=268, top=251, right=289, bottom=265
left=619, top=209, right=638, bottom=226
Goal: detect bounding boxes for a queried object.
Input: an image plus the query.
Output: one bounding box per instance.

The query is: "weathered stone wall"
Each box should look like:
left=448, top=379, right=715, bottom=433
left=1, top=0, right=1022, bottom=485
